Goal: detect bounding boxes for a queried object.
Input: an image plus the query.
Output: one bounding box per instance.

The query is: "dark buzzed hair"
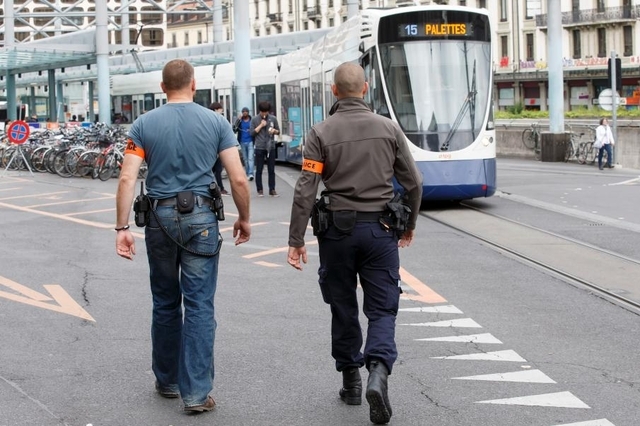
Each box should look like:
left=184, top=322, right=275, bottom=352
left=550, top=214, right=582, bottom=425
left=334, top=62, right=365, bottom=96
left=162, top=59, right=194, bottom=91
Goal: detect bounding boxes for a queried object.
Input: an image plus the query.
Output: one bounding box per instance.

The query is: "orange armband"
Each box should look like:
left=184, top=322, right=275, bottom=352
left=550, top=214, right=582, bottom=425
left=302, top=159, right=323, bottom=174
left=125, top=139, right=145, bottom=158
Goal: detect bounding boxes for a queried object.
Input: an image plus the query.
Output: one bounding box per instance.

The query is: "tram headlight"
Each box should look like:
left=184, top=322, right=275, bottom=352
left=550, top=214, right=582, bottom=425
left=482, top=137, right=493, bottom=146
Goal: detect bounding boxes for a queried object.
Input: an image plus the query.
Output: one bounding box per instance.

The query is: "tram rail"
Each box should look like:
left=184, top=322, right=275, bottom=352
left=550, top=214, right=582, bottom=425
left=421, top=203, right=640, bottom=316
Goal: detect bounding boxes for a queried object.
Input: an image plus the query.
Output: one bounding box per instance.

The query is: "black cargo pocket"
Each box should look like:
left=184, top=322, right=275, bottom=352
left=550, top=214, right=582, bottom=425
left=318, top=267, right=332, bottom=304
left=386, top=269, right=401, bottom=312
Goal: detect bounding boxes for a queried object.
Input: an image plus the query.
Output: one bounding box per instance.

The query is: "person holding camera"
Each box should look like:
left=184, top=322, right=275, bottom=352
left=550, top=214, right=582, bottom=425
left=286, top=62, right=422, bottom=425
left=250, top=101, right=280, bottom=197
left=115, top=59, right=251, bottom=413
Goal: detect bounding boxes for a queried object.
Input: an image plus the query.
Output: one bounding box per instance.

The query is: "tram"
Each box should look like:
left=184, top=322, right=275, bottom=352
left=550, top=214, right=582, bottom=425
left=111, top=5, right=496, bottom=201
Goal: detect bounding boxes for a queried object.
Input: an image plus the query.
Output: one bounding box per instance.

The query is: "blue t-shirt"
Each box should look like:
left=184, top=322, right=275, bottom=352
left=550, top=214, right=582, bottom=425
left=127, top=102, right=238, bottom=199
left=238, top=119, right=253, bottom=143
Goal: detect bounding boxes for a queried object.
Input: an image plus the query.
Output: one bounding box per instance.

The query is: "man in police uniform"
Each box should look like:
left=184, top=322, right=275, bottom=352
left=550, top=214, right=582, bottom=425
left=287, top=62, right=422, bottom=424
left=115, top=59, right=251, bottom=413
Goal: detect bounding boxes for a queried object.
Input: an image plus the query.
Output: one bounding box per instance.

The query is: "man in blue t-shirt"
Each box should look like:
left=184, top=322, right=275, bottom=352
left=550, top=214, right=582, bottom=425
left=234, top=107, right=254, bottom=181
left=115, top=59, right=251, bottom=414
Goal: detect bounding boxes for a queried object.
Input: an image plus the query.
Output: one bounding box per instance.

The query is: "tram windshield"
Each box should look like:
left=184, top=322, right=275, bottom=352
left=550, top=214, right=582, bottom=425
left=379, top=40, right=491, bottom=152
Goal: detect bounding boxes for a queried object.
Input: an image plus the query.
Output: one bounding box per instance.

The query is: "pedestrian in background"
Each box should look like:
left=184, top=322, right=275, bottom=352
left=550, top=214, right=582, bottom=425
left=210, top=102, right=230, bottom=195
left=234, top=106, right=255, bottom=181
left=250, top=101, right=280, bottom=197
left=115, top=59, right=251, bottom=413
left=595, top=117, right=615, bottom=170
left=286, top=62, right=423, bottom=425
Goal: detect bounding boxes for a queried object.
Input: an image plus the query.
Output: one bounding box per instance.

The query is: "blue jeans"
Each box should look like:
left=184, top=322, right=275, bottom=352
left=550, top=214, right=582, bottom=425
left=240, top=142, right=254, bottom=177
left=598, top=144, right=612, bottom=168
left=145, top=203, right=221, bottom=407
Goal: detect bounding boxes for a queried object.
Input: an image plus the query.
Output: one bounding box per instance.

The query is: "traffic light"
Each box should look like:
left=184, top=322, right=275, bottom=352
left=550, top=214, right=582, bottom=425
left=608, top=57, right=622, bottom=89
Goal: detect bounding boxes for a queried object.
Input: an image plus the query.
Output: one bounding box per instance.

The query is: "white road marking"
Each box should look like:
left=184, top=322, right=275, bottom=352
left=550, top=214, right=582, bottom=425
left=415, top=333, right=502, bottom=344
left=453, top=369, right=556, bottom=383
left=552, top=420, right=615, bottom=426
left=476, top=391, right=590, bottom=408
left=399, top=305, right=463, bottom=314
left=400, top=318, right=482, bottom=328
left=431, top=349, right=526, bottom=362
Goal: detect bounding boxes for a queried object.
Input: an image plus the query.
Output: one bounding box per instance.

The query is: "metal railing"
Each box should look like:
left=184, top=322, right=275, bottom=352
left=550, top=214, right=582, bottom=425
left=536, top=5, right=639, bottom=27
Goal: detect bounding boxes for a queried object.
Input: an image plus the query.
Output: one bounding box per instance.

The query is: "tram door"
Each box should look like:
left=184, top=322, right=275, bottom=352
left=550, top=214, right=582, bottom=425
left=216, top=88, right=234, bottom=123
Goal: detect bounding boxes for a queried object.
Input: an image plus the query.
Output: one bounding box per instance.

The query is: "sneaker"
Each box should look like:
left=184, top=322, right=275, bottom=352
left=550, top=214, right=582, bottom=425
left=249, top=175, right=254, bottom=181
left=155, top=382, right=179, bottom=399
left=258, top=190, right=264, bottom=197
left=220, top=189, right=230, bottom=196
left=269, top=190, right=279, bottom=197
left=599, top=165, right=604, bottom=170
left=184, top=396, right=216, bottom=413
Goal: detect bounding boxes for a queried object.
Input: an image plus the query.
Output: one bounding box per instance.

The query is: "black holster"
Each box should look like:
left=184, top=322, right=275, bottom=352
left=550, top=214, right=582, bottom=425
left=381, top=193, right=411, bottom=238
left=311, top=195, right=330, bottom=236
left=133, top=182, right=150, bottom=227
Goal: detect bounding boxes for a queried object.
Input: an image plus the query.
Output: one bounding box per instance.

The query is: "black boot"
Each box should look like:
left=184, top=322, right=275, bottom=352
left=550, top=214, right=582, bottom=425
left=339, top=367, right=362, bottom=405
left=366, top=360, right=392, bottom=425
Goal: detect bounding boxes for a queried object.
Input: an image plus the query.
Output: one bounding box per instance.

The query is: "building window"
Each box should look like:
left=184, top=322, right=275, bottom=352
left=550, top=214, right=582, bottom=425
left=171, top=33, right=177, bottom=48
left=525, top=0, right=542, bottom=19
left=478, top=0, right=486, bottom=8
left=572, top=30, right=581, bottom=59
left=597, top=28, right=606, bottom=57
left=501, top=35, right=508, bottom=59
left=623, top=25, right=633, bottom=56
left=500, top=0, right=508, bottom=21
left=197, top=31, right=202, bottom=44
left=572, top=0, right=579, bottom=12
left=597, top=0, right=605, bottom=13
left=459, top=0, right=466, bottom=6
left=184, top=32, right=189, bottom=47
left=525, top=33, right=534, bottom=61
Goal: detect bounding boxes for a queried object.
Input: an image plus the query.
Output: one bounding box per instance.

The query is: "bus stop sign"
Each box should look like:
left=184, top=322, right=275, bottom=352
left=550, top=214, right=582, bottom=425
left=7, top=120, right=30, bottom=144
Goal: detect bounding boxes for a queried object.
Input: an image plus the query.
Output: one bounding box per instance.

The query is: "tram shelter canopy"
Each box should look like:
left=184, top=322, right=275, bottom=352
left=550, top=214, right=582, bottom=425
left=0, top=28, right=98, bottom=76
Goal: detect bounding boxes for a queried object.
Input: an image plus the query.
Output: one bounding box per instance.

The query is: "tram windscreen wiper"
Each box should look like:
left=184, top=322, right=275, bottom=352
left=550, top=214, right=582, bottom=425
left=441, top=59, right=477, bottom=151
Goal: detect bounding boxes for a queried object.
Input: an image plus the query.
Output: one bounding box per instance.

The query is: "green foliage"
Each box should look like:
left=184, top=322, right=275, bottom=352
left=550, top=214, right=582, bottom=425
left=496, top=105, right=640, bottom=119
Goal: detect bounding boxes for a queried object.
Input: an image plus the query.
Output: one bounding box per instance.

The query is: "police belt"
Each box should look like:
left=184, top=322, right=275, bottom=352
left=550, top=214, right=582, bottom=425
left=329, top=211, right=384, bottom=223
left=153, top=195, right=212, bottom=207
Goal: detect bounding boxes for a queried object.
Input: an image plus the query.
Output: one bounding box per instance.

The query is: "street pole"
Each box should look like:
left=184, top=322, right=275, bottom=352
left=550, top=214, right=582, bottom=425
left=611, top=50, right=618, bottom=165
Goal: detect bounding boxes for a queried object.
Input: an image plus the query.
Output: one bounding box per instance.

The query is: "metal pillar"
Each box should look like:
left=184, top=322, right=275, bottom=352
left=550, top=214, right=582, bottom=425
left=5, top=0, right=17, bottom=121
left=48, top=70, right=57, bottom=122
left=611, top=50, right=618, bottom=165
left=234, top=0, right=252, bottom=117
left=29, top=87, right=36, bottom=119
left=213, top=0, right=223, bottom=45
left=122, top=0, right=130, bottom=51
left=96, top=0, right=111, bottom=125
left=57, top=82, right=64, bottom=122
left=89, top=81, right=96, bottom=123
left=347, top=0, right=359, bottom=19
left=547, top=0, right=564, bottom=133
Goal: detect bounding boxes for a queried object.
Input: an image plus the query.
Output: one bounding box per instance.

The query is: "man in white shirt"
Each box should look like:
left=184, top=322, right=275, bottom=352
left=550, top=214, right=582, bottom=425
left=595, top=118, right=615, bottom=170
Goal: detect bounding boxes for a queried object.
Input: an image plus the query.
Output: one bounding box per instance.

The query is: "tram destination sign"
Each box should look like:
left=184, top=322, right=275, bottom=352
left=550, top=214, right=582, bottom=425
left=399, top=23, right=472, bottom=38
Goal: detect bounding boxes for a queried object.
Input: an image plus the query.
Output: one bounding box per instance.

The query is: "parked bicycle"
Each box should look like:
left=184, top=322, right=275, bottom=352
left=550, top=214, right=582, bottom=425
left=565, top=124, right=595, bottom=164
left=522, top=122, right=541, bottom=160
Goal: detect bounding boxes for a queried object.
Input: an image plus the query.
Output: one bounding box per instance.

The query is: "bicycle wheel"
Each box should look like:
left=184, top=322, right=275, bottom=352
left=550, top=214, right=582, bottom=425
left=77, top=151, right=98, bottom=177
left=577, top=143, right=588, bottom=164
left=564, top=142, right=574, bottom=162
left=98, top=154, right=117, bottom=181
left=30, top=146, right=50, bottom=172
left=586, top=143, right=597, bottom=164
left=522, top=128, right=536, bottom=149
left=53, top=149, right=73, bottom=178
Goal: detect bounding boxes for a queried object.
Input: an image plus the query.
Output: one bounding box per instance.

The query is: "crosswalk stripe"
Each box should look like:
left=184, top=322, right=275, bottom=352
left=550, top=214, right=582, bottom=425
left=552, top=420, right=615, bottom=426
left=453, top=369, right=556, bottom=383
left=415, top=333, right=502, bottom=344
left=399, top=305, right=463, bottom=314
left=431, top=349, right=526, bottom=362
left=476, top=391, right=590, bottom=408
left=400, top=318, right=482, bottom=328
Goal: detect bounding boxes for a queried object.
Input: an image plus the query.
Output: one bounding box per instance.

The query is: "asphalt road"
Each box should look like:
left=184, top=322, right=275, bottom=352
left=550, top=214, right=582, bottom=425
left=1, top=158, right=639, bottom=426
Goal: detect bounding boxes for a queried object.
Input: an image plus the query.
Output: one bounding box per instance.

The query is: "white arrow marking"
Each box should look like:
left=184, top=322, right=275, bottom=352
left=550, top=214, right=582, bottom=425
left=416, top=333, right=502, bottom=344
left=400, top=318, right=482, bottom=328
left=476, top=391, right=590, bottom=408
left=453, top=369, right=556, bottom=383
left=399, top=305, right=463, bottom=314
left=0, top=275, right=94, bottom=322
left=552, top=420, right=615, bottom=426
left=431, top=349, right=526, bottom=362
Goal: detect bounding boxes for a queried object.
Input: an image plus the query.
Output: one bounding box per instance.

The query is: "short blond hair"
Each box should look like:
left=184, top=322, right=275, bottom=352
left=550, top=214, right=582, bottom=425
left=162, top=59, right=194, bottom=91
left=333, top=62, right=365, bottom=97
